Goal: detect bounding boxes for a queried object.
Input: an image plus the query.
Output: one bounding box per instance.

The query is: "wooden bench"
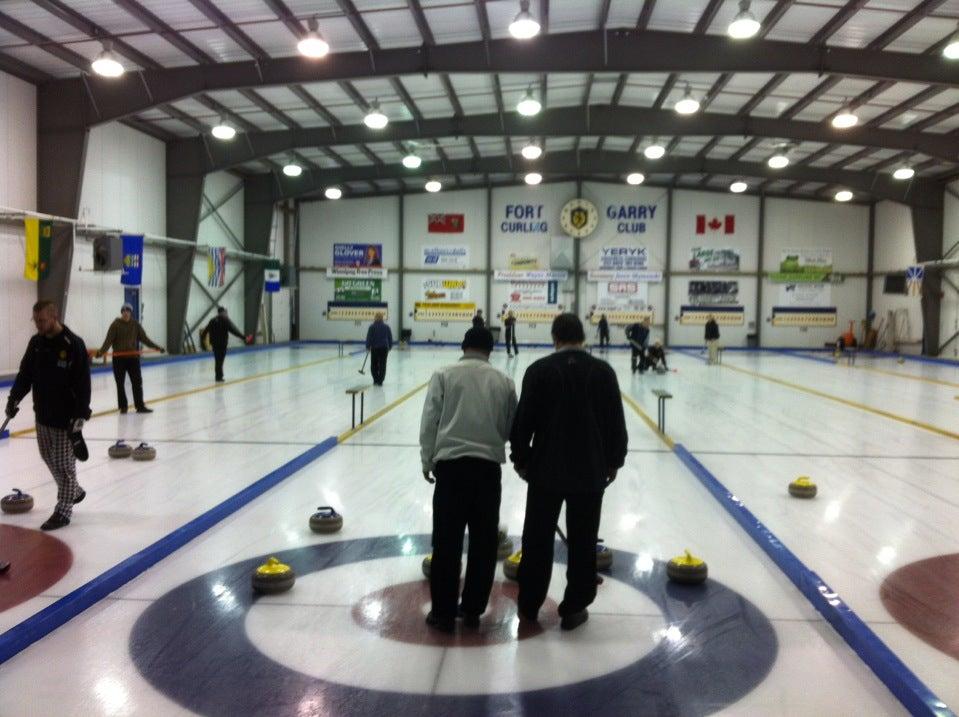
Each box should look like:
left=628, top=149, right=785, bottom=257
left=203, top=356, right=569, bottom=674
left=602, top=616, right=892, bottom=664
left=651, top=389, right=673, bottom=433
left=346, top=385, right=372, bottom=428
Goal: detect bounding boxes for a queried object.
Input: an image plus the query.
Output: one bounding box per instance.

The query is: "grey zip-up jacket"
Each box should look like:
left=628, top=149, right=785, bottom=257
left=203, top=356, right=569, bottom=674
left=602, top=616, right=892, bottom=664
left=419, top=352, right=518, bottom=472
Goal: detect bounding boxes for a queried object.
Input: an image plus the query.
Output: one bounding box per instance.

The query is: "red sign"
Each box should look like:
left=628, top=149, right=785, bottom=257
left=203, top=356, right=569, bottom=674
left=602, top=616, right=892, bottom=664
left=696, top=214, right=735, bottom=234
left=428, top=213, right=465, bottom=233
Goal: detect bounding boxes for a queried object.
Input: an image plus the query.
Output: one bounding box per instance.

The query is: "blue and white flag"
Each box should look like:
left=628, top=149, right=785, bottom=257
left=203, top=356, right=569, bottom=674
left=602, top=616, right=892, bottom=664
left=906, top=265, right=924, bottom=296
left=265, top=261, right=281, bottom=293
left=120, top=234, right=143, bottom=286
left=208, top=247, right=226, bottom=288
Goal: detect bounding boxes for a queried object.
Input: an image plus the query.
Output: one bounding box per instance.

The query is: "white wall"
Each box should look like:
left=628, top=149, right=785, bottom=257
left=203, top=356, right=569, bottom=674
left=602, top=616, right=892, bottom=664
left=0, top=71, right=37, bottom=373
left=942, top=183, right=959, bottom=359
left=870, top=201, right=924, bottom=352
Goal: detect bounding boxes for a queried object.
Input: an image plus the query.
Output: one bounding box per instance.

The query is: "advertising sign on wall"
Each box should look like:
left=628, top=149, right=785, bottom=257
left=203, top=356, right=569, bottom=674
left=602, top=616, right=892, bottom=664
left=420, top=278, right=470, bottom=302
left=422, top=246, right=469, bottom=268
left=598, top=246, right=648, bottom=271
left=428, top=214, right=465, bottom=233
left=414, top=302, right=476, bottom=321
left=680, top=306, right=745, bottom=325
left=334, top=278, right=381, bottom=303
left=777, top=282, right=831, bottom=308
left=688, top=280, right=739, bottom=305
left=506, top=281, right=558, bottom=306
left=333, top=243, right=383, bottom=268
left=689, top=247, right=740, bottom=272
left=327, top=302, right=388, bottom=322
left=587, top=270, right=662, bottom=282
left=771, top=248, right=833, bottom=282
left=494, top=269, right=568, bottom=282
left=772, top=280, right=837, bottom=327
left=507, top=253, right=541, bottom=270
left=596, top=281, right=649, bottom=311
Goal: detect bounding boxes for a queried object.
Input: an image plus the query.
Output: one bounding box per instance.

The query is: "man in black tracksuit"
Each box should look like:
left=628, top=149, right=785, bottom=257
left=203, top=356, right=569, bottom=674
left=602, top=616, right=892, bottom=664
left=510, top=313, right=628, bottom=631
left=503, top=311, right=519, bottom=357
left=625, top=319, right=650, bottom=373
left=6, top=300, right=91, bottom=530
left=365, top=312, right=394, bottom=386
left=597, top=314, right=610, bottom=348
left=200, top=307, right=248, bottom=382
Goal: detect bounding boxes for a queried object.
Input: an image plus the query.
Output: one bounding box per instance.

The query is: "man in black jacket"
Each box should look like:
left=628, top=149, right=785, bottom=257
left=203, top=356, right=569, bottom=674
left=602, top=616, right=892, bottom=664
left=625, top=319, right=650, bottom=373
left=5, top=301, right=91, bottom=530
left=509, top=313, right=628, bottom=630
left=200, top=307, right=250, bottom=382
left=704, top=314, right=721, bottom=364
left=597, top=314, right=610, bottom=349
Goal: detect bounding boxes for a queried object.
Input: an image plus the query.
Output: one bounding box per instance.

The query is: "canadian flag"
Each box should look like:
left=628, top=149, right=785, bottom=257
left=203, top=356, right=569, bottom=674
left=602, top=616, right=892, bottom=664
left=696, top=214, right=735, bottom=234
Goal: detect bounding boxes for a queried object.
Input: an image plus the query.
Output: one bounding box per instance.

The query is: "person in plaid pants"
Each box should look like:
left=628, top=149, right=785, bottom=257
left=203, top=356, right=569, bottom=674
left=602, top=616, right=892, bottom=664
left=6, top=301, right=91, bottom=530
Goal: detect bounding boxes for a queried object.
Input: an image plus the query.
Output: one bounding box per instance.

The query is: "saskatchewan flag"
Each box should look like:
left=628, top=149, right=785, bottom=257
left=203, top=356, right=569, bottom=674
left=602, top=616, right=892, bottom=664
left=24, top=218, right=52, bottom=281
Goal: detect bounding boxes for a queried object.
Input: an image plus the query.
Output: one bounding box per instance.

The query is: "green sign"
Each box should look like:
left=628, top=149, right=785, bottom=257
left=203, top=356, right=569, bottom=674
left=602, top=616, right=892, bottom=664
left=334, top=278, right=381, bottom=302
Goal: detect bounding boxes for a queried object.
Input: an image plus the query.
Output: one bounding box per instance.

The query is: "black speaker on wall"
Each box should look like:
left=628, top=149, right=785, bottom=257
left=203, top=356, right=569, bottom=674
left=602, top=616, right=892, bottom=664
left=882, top=273, right=907, bottom=295
left=93, top=235, right=123, bottom=271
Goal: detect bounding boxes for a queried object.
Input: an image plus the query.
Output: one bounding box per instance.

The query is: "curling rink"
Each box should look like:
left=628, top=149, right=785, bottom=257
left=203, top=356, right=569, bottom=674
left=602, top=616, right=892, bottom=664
left=1, top=343, right=958, bottom=716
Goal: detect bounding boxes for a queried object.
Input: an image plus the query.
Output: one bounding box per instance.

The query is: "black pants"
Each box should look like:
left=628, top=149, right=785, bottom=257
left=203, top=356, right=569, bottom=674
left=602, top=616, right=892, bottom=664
left=430, top=458, right=502, bottom=620
left=518, top=484, right=603, bottom=617
left=112, top=356, right=145, bottom=410
left=599, top=329, right=610, bottom=347
left=631, top=346, right=647, bottom=373
left=370, top=347, right=388, bottom=384
left=505, top=328, right=518, bottom=354
left=213, top=345, right=227, bottom=380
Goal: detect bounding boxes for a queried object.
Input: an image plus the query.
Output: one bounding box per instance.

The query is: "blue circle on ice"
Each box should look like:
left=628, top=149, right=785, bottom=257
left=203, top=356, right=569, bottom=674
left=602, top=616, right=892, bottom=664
left=130, top=535, right=777, bottom=715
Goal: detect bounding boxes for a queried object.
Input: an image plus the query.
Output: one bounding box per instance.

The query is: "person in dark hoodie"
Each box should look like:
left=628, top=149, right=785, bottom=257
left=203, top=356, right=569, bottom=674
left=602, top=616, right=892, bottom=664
left=365, top=312, right=393, bottom=386
left=625, top=319, right=650, bottom=373
left=509, top=313, right=628, bottom=631
left=96, top=302, right=164, bottom=413
left=597, top=314, right=610, bottom=349
left=6, top=300, right=91, bottom=531
left=200, top=306, right=250, bottom=382
left=704, top=314, right=721, bottom=364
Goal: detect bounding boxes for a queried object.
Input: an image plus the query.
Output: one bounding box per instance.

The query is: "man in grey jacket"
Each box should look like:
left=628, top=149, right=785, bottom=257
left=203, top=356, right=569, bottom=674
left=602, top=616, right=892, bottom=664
left=419, top=326, right=518, bottom=632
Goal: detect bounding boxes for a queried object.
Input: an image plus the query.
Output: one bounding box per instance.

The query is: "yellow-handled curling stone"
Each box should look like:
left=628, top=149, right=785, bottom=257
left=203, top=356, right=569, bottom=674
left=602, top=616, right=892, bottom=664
left=788, top=476, right=817, bottom=499
left=421, top=554, right=462, bottom=579
left=666, top=550, right=708, bottom=585
left=252, top=557, right=295, bottom=594
left=309, top=506, right=344, bottom=533
left=503, top=550, right=522, bottom=581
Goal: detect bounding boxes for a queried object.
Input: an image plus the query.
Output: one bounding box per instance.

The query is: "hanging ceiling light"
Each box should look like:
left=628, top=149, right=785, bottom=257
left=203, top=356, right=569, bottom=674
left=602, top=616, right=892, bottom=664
left=425, top=179, right=442, bottom=193
left=767, top=149, right=790, bottom=169
left=521, top=140, right=543, bottom=160
left=91, top=42, right=125, bottom=77
left=524, top=172, right=543, bottom=185
left=644, top=142, right=666, bottom=160
left=626, top=173, right=645, bottom=185
left=674, top=84, right=700, bottom=115
left=943, top=23, right=959, bottom=59
left=730, top=180, right=748, bottom=193
left=211, top=119, right=236, bottom=141
left=402, top=152, right=422, bottom=169
left=508, top=0, right=541, bottom=40
left=363, top=100, right=388, bottom=129
left=282, top=163, right=303, bottom=177
left=831, top=106, right=859, bottom=129
left=516, top=89, right=542, bottom=117
left=727, top=0, right=761, bottom=40
left=834, top=189, right=853, bottom=202
left=892, top=165, right=915, bottom=180
left=297, top=17, right=330, bottom=58
left=324, top=186, right=342, bottom=200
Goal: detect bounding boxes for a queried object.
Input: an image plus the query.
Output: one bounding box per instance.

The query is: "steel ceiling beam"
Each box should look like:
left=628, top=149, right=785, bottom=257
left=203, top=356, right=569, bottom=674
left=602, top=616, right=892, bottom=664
left=40, top=29, right=959, bottom=130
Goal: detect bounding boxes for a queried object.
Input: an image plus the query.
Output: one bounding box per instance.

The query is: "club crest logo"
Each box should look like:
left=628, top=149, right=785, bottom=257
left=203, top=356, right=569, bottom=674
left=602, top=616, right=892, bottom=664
left=560, top=198, right=599, bottom=238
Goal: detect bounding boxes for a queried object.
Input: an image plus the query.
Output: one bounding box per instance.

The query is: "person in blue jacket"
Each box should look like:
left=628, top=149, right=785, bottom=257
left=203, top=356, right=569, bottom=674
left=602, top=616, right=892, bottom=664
left=365, top=312, right=393, bottom=386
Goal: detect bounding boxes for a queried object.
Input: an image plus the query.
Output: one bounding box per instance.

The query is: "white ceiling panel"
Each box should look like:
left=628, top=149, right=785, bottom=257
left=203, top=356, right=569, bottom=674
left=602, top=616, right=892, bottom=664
left=143, top=1, right=217, bottom=30
left=124, top=33, right=199, bottom=68
left=412, top=96, right=456, bottom=118
left=825, top=8, right=902, bottom=49
left=423, top=5, right=484, bottom=43
left=362, top=8, right=424, bottom=49
left=0, top=45, right=77, bottom=77
left=284, top=109, right=329, bottom=127
left=603, top=136, right=634, bottom=151
left=912, top=87, right=959, bottom=112
left=763, top=5, right=842, bottom=43
left=544, top=0, right=605, bottom=33
left=647, top=0, right=712, bottom=33
left=178, top=27, right=254, bottom=62
left=0, top=1, right=90, bottom=43
left=883, top=16, right=957, bottom=53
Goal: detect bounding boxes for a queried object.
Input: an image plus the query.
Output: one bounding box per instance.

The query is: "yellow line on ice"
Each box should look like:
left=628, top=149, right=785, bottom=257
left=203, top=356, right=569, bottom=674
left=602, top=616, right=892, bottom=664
left=10, top=353, right=342, bottom=438
left=851, top=364, right=959, bottom=390
left=337, top=382, right=429, bottom=443
left=620, top=391, right=674, bottom=449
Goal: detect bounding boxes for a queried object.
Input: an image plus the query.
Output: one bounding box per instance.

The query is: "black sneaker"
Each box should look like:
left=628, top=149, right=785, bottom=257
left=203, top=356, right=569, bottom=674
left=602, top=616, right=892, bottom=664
left=457, top=606, right=481, bottom=628
left=119, top=408, right=128, bottom=414
left=135, top=406, right=153, bottom=414
left=41, top=512, right=70, bottom=531
left=73, top=489, right=86, bottom=505
left=517, top=606, right=539, bottom=623
left=215, top=377, right=225, bottom=383
left=560, top=609, right=589, bottom=631
left=425, top=611, right=455, bottom=633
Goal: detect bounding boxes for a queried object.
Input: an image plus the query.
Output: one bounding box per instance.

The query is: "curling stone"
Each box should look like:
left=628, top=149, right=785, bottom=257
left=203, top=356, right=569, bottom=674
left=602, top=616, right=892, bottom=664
left=108, top=441, right=133, bottom=459
left=655, top=367, right=667, bottom=375
left=897, top=357, right=906, bottom=364
left=309, top=506, right=343, bottom=533
left=252, top=557, right=295, bottom=594
left=503, top=550, right=522, bottom=581
left=596, top=541, right=613, bottom=570
left=788, top=476, right=818, bottom=499
left=132, top=442, right=156, bottom=461
left=421, top=554, right=461, bottom=579
left=1, top=489, right=33, bottom=514
left=496, top=526, right=514, bottom=559
left=666, top=550, right=708, bottom=585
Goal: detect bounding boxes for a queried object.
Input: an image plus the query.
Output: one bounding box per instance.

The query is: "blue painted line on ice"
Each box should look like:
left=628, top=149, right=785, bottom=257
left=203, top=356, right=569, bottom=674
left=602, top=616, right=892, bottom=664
left=672, top=443, right=953, bottom=717
left=859, top=351, right=959, bottom=367
left=769, top=349, right=837, bottom=365
left=0, top=435, right=340, bottom=666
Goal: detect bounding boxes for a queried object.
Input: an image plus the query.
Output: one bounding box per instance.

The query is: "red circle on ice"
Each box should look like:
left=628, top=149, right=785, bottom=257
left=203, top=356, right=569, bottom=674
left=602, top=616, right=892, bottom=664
left=0, top=525, right=73, bottom=612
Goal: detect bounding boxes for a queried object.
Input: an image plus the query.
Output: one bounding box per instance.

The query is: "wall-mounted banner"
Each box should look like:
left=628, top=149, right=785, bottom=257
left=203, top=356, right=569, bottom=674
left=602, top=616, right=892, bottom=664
left=906, top=265, right=924, bottom=296
left=120, top=234, right=144, bottom=286
left=327, top=301, right=388, bottom=322
left=505, top=281, right=558, bottom=306
left=333, top=242, right=383, bottom=268
left=414, top=301, right=476, bottom=321
left=326, top=266, right=388, bottom=279
left=696, top=214, right=735, bottom=235
left=689, top=247, right=740, bottom=272
left=422, top=246, right=469, bottom=268
left=421, top=278, right=469, bottom=302
left=264, top=259, right=281, bottom=293
left=596, top=281, right=649, bottom=312
left=777, top=282, right=831, bottom=308
left=680, top=306, right=745, bottom=325
left=598, top=245, right=648, bottom=271
left=207, top=247, right=226, bottom=288
left=503, top=308, right=565, bottom=323
left=501, top=204, right=548, bottom=234
left=588, top=309, right=654, bottom=326
left=688, top=280, right=739, bottom=305
left=494, top=269, right=568, bottom=282
left=334, top=278, right=381, bottom=303
left=428, top=213, right=465, bottom=233
left=770, top=248, right=833, bottom=282
left=23, top=217, right=52, bottom=281
left=605, top=204, right=658, bottom=234
left=771, top=307, right=837, bottom=327
left=587, top=269, right=662, bottom=282
left=507, top=253, right=541, bottom=270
